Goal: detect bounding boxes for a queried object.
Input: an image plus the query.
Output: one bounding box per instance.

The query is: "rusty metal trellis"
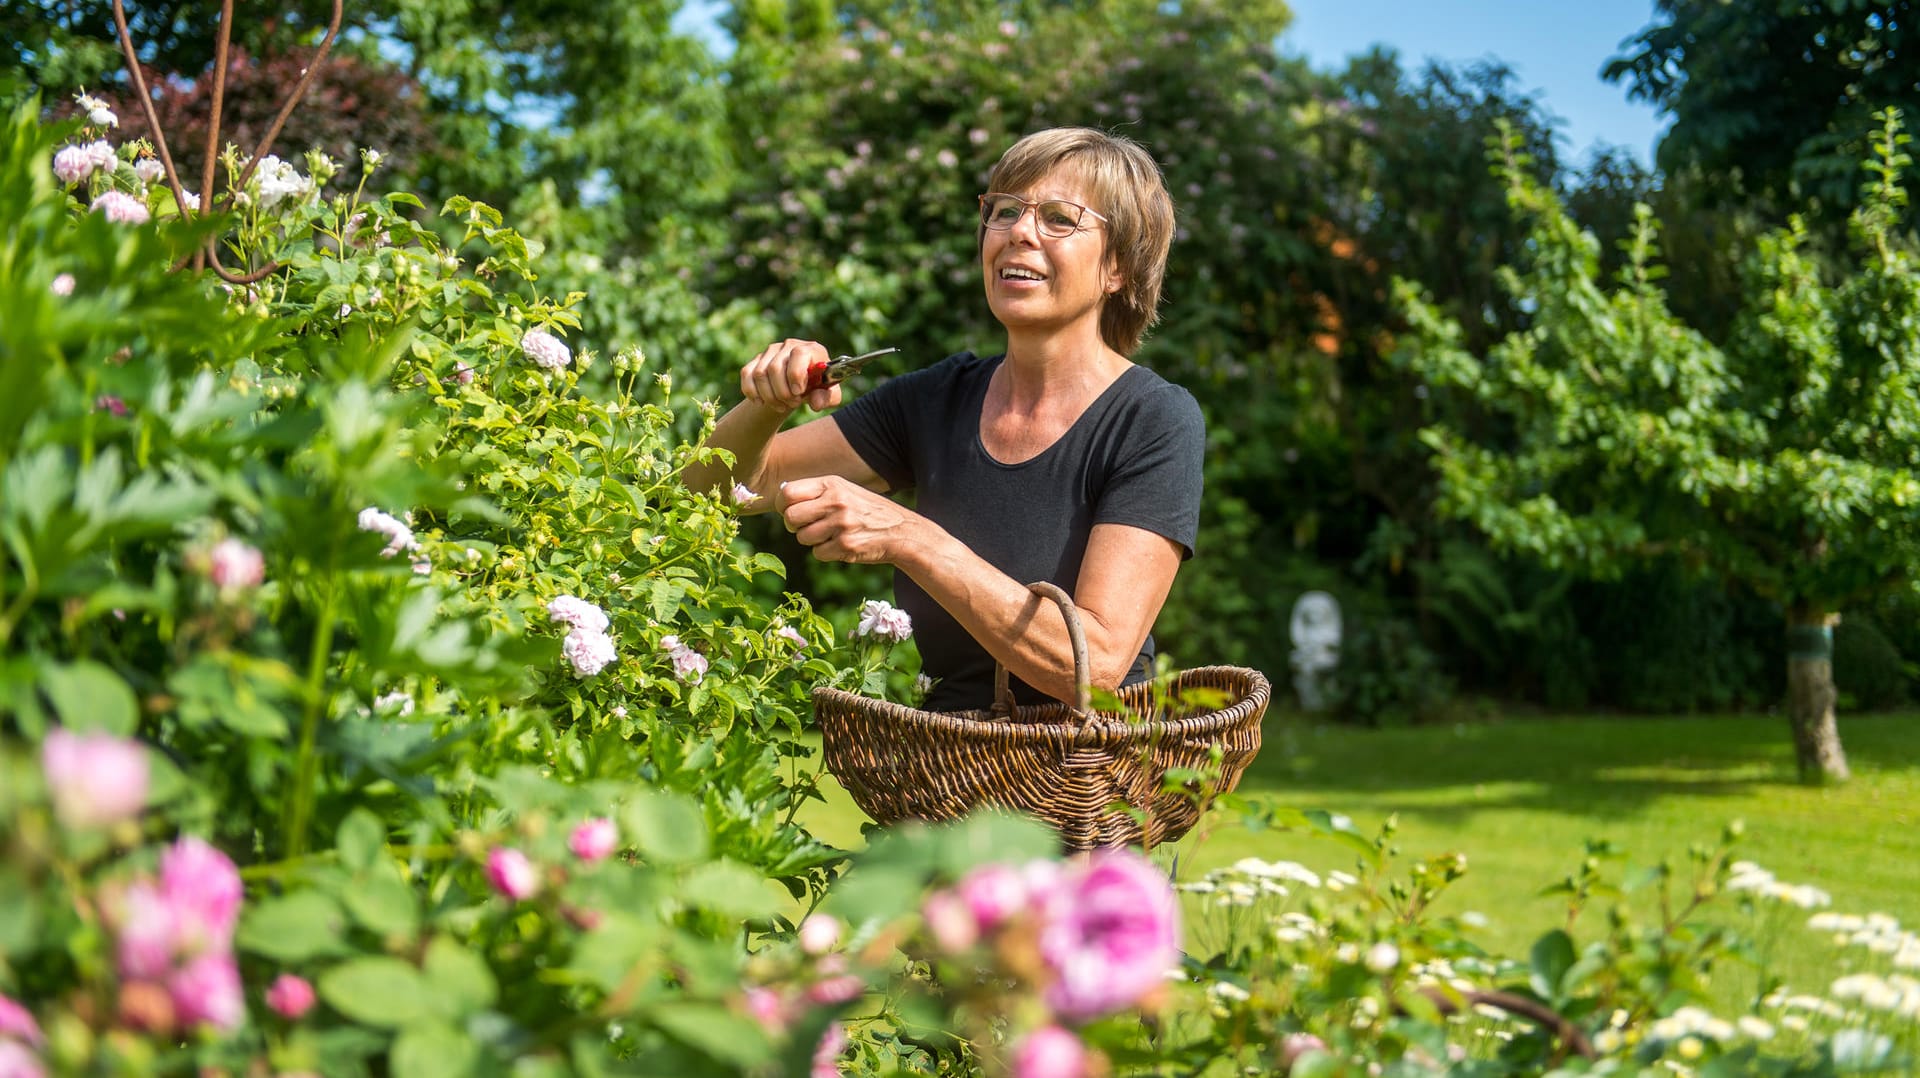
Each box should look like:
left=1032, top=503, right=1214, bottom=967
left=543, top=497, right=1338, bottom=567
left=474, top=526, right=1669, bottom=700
left=109, top=0, right=344, bottom=283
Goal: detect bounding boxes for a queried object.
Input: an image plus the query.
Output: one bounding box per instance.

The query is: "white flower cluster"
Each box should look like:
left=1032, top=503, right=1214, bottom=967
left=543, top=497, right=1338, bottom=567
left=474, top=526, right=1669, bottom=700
left=371, top=690, right=415, bottom=717
left=854, top=598, right=913, bottom=642
left=1808, top=911, right=1920, bottom=968
left=76, top=91, right=118, bottom=128
left=548, top=595, right=616, bottom=678
left=252, top=154, right=315, bottom=211
left=1648, top=1005, right=1736, bottom=1044
left=54, top=140, right=118, bottom=185
left=520, top=329, right=572, bottom=371
left=1726, top=860, right=1831, bottom=909
left=1830, top=972, right=1920, bottom=1019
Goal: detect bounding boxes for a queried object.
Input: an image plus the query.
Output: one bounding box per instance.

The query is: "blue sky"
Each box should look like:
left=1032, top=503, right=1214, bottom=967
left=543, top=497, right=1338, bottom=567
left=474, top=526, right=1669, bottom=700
left=1279, top=0, right=1670, bottom=165
left=673, top=0, right=1672, bottom=166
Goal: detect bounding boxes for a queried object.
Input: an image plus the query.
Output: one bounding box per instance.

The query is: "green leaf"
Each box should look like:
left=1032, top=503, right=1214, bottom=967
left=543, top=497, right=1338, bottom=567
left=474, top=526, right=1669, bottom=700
left=39, top=661, right=137, bottom=736
left=317, top=957, right=433, bottom=1028
left=390, top=1022, right=478, bottom=1078
left=568, top=913, right=661, bottom=992
left=678, top=860, right=780, bottom=918
left=342, top=868, right=419, bottom=941
left=238, top=891, right=349, bottom=962
left=337, top=808, right=387, bottom=874
left=1529, top=929, right=1576, bottom=1001
left=422, top=935, right=497, bottom=1016
left=621, top=790, right=709, bottom=865
left=650, top=1002, right=774, bottom=1069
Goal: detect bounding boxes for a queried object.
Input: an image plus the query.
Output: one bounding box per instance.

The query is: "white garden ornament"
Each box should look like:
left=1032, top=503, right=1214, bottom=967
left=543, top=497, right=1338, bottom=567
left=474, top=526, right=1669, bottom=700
left=1288, top=590, right=1341, bottom=710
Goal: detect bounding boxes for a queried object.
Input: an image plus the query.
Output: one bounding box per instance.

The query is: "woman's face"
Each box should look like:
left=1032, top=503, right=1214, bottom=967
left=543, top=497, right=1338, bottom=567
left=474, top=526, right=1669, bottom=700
left=980, top=168, right=1121, bottom=340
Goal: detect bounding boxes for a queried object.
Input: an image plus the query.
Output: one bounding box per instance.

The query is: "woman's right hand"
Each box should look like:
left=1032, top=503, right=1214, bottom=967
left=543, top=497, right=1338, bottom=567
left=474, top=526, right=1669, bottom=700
left=742, top=338, right=843, bottom=414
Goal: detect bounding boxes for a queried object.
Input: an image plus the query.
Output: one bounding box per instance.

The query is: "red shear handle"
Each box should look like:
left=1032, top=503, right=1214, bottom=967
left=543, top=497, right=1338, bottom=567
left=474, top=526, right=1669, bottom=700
left=805, top=361, right=831, bottom=393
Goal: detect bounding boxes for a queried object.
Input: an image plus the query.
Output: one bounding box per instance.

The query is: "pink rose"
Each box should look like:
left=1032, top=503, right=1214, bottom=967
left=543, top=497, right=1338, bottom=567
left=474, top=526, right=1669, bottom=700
left=91, top=190, right=149, bottom=225
left=159, top=836, right=244, bottom=951
left=112, top=879, right=178, bottom=980
left=664, top=639, right=708, bottom=683
left=547, top=595, right=609, bottom=634
left=208, top=538, right=265, bottom=589
left=265, top=973, right=316, bottom=1019
left=1011, top=1025, right=1088, bottom=1078
left=853, top=599, right=912, bottom=642
left=1037, top=849, right=1181, bottom=1023
left=956, top=863, right=1029, bottom=931
left=804, top=973, right=863, bottom=1006
left=562, top=629, right=617, bottom=678
left=798, top=913, right=841, bottom=955
left=167, top=952, right=244, bottom=1032
left=94, top=394, right=128, bottom=417
left=568, top=817, right=618, bottom=862
left=50, top=274, right=74, bottom=296
left=520, top=329, right=571, bottom=371
left=41, top=727, right=149, bottom=829
left=454, top=361, right=475, bottom=385
left=486, top=847, right=540, bottom=901
left=0, top=994, right=41, bottom=1046
left=811, top=1021, right=847, bottom=1078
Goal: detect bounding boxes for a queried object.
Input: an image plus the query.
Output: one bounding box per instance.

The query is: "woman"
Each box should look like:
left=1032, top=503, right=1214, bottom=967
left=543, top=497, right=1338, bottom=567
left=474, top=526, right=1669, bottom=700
left=687, top=127, right=1203, bottom=712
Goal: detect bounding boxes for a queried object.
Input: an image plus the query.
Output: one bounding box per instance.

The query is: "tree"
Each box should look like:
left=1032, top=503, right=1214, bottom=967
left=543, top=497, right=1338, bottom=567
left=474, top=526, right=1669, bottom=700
left=1605, top=0, right=1920, bottom=220
left=1397, top=113, right=1920, bottom=782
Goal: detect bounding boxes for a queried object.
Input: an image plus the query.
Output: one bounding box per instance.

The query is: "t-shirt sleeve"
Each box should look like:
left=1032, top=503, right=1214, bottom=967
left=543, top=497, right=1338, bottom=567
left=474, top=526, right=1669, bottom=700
left=1095, top=383, right=1206, bottom=559
left=830, top=364, right=931, bottom=493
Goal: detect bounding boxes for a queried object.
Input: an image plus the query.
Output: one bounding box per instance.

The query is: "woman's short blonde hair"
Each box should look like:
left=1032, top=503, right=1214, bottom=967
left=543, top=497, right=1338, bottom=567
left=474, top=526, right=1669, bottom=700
left=981, top=127, right=1176, bottom=356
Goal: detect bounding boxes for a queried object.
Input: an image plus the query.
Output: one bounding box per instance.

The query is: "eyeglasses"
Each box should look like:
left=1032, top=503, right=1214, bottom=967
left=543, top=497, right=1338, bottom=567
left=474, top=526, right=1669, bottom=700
left=978, top=192, right=1109, bottom=238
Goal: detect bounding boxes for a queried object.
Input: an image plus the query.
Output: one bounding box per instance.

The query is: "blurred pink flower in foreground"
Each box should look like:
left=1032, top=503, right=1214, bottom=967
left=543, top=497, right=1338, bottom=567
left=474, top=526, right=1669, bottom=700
left=1011, top=1024, right=1088, bottom=1078
left=0, top=995, right=41, bottom=1046
left=1038, top=849, right=1180, bottom=1022
left=569, top=817, right=618, bottom=862
left=168, top=953, right=244, bottom=1032
left=50, top=274, right=74, bottom=296
left=799, top=913, right=841, bottom=955
left=40, top=727, right=148, bottom=829
left=159, top=836, right=244, bottom=950
left=742, top=985, right=788, bottom=1033
left=265, top=973, right=316, bottom=1019
left=486, top=847, right=540, bottom=900
left=811, top=1021, right=848, bottom=1078
left=0, top=1039, right=44, bottom=1078
left=956, top=862, right=1029, bottom=931
left=208, top=538, right=265, bottom=590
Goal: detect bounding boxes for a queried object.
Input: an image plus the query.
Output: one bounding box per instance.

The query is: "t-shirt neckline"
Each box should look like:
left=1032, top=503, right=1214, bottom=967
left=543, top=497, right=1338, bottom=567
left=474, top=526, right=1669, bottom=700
left=973, top=356, right=1143, bottom=469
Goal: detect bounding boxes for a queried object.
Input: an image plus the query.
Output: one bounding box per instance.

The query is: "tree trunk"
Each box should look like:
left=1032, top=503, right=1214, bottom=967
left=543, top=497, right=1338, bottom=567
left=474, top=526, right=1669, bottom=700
left=1785, top=610, right=1850, bottom=784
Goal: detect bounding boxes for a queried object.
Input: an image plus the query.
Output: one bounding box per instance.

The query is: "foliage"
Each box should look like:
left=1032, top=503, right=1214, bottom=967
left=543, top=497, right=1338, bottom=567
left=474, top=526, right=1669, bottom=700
left=1397, top=113, right=1920, bottom=771
left=1606, top=0, right=1920, bottom=222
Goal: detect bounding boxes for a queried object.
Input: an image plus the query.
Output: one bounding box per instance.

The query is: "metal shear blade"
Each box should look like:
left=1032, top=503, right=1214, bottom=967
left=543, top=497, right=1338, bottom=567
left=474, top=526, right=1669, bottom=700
left=819, top=346, right=898, bottom=385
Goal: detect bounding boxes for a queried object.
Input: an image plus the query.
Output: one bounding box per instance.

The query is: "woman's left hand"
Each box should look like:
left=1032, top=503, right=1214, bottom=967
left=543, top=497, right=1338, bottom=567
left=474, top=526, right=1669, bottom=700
left=776, top=476, right=922, bottom=565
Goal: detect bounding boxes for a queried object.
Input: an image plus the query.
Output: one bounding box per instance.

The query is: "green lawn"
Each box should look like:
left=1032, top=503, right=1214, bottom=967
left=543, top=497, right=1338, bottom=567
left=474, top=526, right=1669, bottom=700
left=797, top=710, right=1920, bottom=1001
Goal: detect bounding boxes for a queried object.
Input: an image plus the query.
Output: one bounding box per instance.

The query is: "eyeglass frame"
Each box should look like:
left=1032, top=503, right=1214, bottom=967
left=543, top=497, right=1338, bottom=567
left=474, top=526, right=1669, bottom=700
left=977, top=192, right=1110, bottom=239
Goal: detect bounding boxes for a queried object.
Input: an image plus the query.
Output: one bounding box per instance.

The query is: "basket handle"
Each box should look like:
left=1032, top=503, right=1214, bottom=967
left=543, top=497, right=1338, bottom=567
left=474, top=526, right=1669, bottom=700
left=992, top=581, right=1092, bottom=717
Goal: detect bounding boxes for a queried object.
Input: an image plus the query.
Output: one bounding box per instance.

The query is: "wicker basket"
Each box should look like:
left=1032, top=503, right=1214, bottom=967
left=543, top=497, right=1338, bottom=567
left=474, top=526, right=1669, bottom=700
left=816, top=582, right=1270, bottom=851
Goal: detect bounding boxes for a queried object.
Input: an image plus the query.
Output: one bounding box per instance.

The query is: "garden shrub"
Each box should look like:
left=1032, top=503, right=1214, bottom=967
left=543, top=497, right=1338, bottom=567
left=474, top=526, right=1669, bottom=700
left=1833, top=614, right=1909, bottom=712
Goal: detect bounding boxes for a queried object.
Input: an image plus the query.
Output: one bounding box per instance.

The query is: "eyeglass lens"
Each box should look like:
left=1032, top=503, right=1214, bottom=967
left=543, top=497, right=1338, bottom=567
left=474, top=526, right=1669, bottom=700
left=980, top=194, right=1088, bottom=238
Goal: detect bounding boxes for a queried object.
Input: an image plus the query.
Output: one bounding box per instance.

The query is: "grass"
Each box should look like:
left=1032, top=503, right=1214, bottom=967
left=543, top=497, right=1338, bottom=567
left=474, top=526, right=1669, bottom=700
left=795, top=709, right=1920, bottom=1003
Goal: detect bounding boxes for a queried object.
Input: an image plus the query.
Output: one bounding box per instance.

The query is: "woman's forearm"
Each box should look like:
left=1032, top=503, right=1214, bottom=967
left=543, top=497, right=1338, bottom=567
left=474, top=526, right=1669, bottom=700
left=681, top=399, right=793, bottom=497
left=893, top=526, right=1133, bottom=703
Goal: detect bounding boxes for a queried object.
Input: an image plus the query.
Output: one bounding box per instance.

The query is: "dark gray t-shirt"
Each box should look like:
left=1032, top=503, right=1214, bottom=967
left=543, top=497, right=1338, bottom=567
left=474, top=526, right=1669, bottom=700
left=832, top=351, right=1205, bottom=711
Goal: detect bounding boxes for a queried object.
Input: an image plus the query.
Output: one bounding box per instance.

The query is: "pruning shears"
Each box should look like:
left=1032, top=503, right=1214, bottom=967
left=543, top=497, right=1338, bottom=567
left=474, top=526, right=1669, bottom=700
left=806, top=347, right=898, bottom=392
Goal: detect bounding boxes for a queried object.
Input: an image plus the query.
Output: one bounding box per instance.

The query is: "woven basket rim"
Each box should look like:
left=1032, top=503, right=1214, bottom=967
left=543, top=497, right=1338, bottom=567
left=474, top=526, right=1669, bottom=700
left=813, top=664, right=1269, bottom=747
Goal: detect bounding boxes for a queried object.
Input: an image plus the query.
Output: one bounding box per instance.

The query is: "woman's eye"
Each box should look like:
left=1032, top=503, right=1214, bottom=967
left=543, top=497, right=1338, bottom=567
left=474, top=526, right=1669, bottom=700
left=1043, top=206, right=1077, bottom=228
